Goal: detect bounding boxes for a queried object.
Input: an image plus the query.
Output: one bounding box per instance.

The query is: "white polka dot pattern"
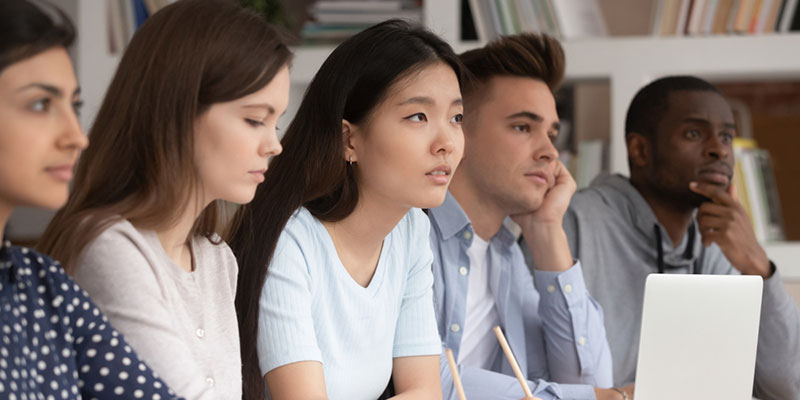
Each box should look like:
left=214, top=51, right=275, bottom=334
left=0, top=241, right=183, bottom=399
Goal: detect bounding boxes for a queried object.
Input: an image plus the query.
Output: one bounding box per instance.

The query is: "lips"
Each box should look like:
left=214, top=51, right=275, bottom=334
left=426, top=164, right=452, bottom=185
left=45, top=165, right=74, bottom=182
left=697, top=164, right=733, bottom=186
left=524, top=170, right=550, bottom=186
left=249, top=169, right=267, bottom=183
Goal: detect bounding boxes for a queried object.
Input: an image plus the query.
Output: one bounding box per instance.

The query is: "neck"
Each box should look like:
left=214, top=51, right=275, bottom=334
left=0, top=201, right=12, bottom=241
left=323, top=188, right=408, bottom=257
left=155, top=195, right=208, bottom=272
left=448, top=170, right=505, bottom=241
left=631, top=179, right=694, bottom=246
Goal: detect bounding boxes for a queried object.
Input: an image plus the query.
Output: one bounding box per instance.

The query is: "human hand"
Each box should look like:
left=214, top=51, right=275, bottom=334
left=594, top=383, right=634, bottom=399
left=511, top=160, right=576, bottom=229
left=690, top=181, right=771, bottom=278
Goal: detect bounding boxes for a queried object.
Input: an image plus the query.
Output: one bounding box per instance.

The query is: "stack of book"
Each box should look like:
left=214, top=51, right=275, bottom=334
left=108, top=0, right=175, bottom=54
left=463, top=0, right=607, bottom=41
left=732, top=138, right=786, bottom=242
left=652, top=0, right=800, bottom=36
left=301, top=0, right=423, bottom=44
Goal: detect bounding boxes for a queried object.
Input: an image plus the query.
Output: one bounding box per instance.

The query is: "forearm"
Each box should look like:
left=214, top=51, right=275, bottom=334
left=522, top=223, right=572, bottom=272
left=533, top=263, right=613, bottom=387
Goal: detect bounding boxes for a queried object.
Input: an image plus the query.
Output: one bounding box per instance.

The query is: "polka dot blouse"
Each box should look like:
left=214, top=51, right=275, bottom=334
left=0, top=240, right=183, bottom=399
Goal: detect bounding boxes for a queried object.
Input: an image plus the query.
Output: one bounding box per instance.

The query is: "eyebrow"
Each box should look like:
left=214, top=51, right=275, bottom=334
left=243, top=103, right=277, bottom=115
left=397, top=96, right=463, bottom=107
left=683, top=117, right=737, bottom=130
left=16, top=83, right=80, bottom=98
left=507, top=111, right=561, bottom=131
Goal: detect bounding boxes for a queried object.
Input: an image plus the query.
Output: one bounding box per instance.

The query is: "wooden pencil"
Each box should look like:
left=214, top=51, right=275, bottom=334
left=494, top=325, right=539, bottom=399
left=445, top=348, right=467, bottom=400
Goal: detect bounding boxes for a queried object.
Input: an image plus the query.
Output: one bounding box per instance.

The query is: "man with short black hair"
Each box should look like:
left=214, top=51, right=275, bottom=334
left=549, top=76, right=800, bottom=399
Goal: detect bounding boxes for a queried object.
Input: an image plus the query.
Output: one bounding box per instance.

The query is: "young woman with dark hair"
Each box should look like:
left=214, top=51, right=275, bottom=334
left=229, top=19, right=464, bottom=400
left=0, top=0, right=180, bottom=398
left=38, top=0, right=292, bottom=397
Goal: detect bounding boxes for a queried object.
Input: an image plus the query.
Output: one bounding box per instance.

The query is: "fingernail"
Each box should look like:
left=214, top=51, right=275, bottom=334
left=689, top=181, right=698, bottom=188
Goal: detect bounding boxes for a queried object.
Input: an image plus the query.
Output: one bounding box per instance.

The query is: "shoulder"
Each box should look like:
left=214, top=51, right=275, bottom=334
left=85, top=218, right=150, bottom=257
left=395, top=208, right=432, bottom=241
left=7, top=245, right=68, bottom=284
left=74, top=219, right=161, bottom=282
left=270, top=208, right=320, bottom=272
left=569, top=185, right=612, bottom=213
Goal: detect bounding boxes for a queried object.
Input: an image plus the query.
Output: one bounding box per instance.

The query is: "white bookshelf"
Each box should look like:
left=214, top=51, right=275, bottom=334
left=422, top=0, right=800, bottom=280
left=51, top=0, right=800, bottom=280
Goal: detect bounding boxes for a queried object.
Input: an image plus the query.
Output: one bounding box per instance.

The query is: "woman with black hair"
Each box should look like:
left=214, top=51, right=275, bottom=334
left=229, top=20, right=465, bottom=400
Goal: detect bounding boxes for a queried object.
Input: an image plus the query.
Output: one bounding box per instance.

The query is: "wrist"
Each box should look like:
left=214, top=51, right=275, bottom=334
left=743, top=251, right=771, bottom=278
left=611, top=387, right=629, bottom=400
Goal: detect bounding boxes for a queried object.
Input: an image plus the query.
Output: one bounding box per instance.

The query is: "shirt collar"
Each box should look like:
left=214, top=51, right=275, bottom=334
left=428, top=191, right=473, bottom=240
left=428, top=192, right=518, bottom=249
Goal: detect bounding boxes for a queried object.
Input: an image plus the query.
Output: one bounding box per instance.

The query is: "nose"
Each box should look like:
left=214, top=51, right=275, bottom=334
left=704, top=133, right=730, bottom=160
left=258, top=127, right=283, bottom=158
left=56, top=109, right=88, bottom=151
left=432, top=118, right=461, bottom=156
left=533, top=130, right=558, bottom=162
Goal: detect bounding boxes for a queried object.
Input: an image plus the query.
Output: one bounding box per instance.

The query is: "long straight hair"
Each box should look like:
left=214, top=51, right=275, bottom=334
left=228, top=19, right=464, bottom=400
left=38, top=0, right=291, bottom=271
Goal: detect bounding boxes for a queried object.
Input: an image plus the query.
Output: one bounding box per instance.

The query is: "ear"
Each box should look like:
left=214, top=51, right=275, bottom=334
left=342, top=119, right=358, bottom=163
left=627, top=132, right=651, bottom=169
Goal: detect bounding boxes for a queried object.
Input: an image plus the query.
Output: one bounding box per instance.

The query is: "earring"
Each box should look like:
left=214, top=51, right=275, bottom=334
left=348, top=156, right=355, bottom=166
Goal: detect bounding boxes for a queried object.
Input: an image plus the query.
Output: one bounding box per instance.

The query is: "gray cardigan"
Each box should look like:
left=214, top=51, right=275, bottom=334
left=73, top=220, right=242, bottom=399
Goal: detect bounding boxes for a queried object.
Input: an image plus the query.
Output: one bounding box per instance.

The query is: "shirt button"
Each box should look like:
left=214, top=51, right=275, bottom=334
left=578, top=336, right=586, bottom=346
left=450, top=323, right=461, bottom=333
left=563, top=284, right=573, bottom=294
left=463, top=231, right=472, bottom=240
left=196, top=328, right=205, bottom=338
left=546, top=285, right=556, bottom=293
left=205, top=377, right=214, bottom=387
left=459, top=266, right=468, bottom=276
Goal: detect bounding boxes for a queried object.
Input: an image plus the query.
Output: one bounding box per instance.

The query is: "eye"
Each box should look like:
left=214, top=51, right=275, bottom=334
left=684, top=128, right=701, bottom=139
left=512, top=124, right=530, bottom=133
left=72, top=100, right=84, bottom=116
left=548, top=131, right=558, bottom=142
left=245, top=118, right=265, bottom=127
left=720, top=131, right=734, bottom=145
left=405, top=113, right=427, bottom=122
left=30, top=98, right=51, bottom=113
left=450, top=113, right=463, bottom=124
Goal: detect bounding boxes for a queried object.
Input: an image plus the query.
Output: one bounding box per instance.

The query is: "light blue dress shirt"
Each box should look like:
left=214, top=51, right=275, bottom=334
left=428, top=193, right=613, bottom=400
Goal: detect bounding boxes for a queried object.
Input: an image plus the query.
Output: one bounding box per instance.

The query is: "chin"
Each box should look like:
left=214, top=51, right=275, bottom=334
left=411, top=191, right=448, bottom=209
left=223, top=189, right=258, bottom=205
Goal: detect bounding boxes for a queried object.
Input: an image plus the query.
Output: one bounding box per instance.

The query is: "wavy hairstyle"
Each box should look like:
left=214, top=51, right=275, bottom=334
left=227, top=19, right=464, bottom=400
left=38, top=0, right=292, bottom=270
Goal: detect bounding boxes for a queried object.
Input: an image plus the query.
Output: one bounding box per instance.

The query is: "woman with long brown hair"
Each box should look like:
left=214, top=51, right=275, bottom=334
left=38, top=0, right=291, bottom=398
left=229, top=20, right=464, bottom=400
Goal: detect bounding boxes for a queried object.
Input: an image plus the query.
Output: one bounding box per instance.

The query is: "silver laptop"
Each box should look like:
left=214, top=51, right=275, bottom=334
left=633, top=274, right=763, bottom=400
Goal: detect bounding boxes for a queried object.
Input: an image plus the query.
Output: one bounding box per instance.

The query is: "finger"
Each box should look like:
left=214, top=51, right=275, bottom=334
left=553, top=161, right=576, bottom=188
left=728, top=182, right=739, bottom=202
left=697, top=202, right=732, bottom=218
left=690, top=181, right=735, bottom=207
left=697, top=214, right=726, bottom=229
